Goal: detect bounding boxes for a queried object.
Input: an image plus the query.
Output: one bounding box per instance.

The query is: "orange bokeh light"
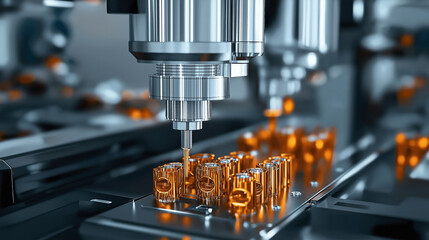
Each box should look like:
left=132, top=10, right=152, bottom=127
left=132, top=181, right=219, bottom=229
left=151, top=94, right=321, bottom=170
left=400, top=34, right=414, bottom=47
left=283, top=97, right=295, bottom=115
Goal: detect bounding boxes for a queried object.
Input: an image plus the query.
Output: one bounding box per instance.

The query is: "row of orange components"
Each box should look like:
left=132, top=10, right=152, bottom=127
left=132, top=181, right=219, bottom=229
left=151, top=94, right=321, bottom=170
left=395, top=133, right=429, bottom=179
left=153, top=152, right=293, bottom=215
left=237, top=126, right=336, bottom=172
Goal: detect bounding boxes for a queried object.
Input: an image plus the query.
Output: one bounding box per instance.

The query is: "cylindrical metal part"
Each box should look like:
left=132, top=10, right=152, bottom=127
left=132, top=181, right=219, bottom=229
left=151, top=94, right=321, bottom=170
left=150, top=64, right=229, bottom=101
left=166, top=101, right=211, bottom=123
left=269, top=159, right=284, bottom=190
left=181, top=130, right=192, bottom=149
left=184, top=156, right=199, bottom=198
left=218, top=155, right=241, bottom=173
left=153, top=164, right=183, bottom=203
left=230, top=151, right=257, bottom=171
left=259, top=162, right=279, bottom=197
left=229, top=173, right=256, bottom=215
left=217, top=158, right=239, bottom=197
left=297, top=0, right=340, bottom=53
left=246, top=167, right=268, bottom=205
left=129, top=0, right=264, bottom=62
left=237, top=132, right=259, bottom=152
left=232, top=0, right=265, bottom=58
left=280, top=153, right=294, bottom=186
left=191, top=153, right=216, bottom=164
left=196, top=162, right=222, bottom=204
left=269, top=156, right=291, bottom=188
left=167, top=162, right=184, bottom=195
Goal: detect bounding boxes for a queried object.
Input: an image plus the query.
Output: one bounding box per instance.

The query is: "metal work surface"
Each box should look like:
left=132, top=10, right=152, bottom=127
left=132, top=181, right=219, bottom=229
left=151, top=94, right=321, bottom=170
left=80, top=117, right=378, bottom=239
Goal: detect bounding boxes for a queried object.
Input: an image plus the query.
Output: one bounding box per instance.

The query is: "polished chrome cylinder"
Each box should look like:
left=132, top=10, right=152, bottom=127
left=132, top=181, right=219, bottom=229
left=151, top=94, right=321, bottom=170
left=130, top=0, right=264, bottom=62
left=151, top=63, right=227, bottom=131
left=232, top=0, right=265, bottom=58
left=166, top=101, right=210, bottom=123
left=297, top=0, right=340, bottom=53
left=150, top=64, right=229, bottom=101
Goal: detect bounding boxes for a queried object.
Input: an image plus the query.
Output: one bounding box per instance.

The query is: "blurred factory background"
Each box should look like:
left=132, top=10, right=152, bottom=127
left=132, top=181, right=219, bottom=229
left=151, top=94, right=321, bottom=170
left=1, top=0, right=429, bottom=239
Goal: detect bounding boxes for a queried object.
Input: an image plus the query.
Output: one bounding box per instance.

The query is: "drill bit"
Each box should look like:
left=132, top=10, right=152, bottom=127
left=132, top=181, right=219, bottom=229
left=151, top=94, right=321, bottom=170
left=181, top=130, right=192, bottom=178
left=183, top=148, right=190, bottom=178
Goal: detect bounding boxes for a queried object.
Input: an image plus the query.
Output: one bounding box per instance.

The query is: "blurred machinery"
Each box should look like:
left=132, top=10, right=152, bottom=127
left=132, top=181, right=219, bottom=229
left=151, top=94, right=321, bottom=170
left=253, top=0, right=339, bottom=118
left=1, top=0, right=429, bottom=239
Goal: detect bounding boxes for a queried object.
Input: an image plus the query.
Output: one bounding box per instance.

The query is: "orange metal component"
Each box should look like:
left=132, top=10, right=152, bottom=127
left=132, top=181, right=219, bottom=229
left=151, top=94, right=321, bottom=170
left=181, top=153, right=216, bottom=198
left=264, top=109, right=283, bottom=118
left=229, top=173, right=256, bottom=215
left=191, top=153, right=215, bottom=164
left=246, top=168, right=268, bottom=205
left=237, top=132, right=259, bottom=152
left=283, top=97, right=295, bottom=115
left=302, top=134, right=317, bottom=164
left=259, top=162, right=279, bottom=197
left=167, top=162, right=184, bottom=196
left=230, top=151, right=257, bottom=171
left=217, top=157, right=239, bottom=197
left=396, top=133, right=407, bottom=166
left=153, top=164, right=183, bottom=203
left=269, top=159, right=284, bottom=190
left=395, top=133, right=429, bottom=180
left=279, top=154, right=293, bottom=186
left=218, top=155, right=241, bottom=173
left=269, top=156, right=290, bottom=188
left=183, top=156, right=199, bottom=198
left=196, top=163, right=222, bottom=204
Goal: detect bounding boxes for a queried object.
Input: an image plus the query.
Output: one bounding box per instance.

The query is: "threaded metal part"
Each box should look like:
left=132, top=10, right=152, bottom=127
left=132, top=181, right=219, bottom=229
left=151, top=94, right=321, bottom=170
left=156, top=64, right=220, bottom=77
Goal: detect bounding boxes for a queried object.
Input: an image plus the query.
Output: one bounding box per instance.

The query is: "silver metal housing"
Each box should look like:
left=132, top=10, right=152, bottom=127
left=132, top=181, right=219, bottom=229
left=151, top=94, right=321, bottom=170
left=126, top=0, right=265, bottom=134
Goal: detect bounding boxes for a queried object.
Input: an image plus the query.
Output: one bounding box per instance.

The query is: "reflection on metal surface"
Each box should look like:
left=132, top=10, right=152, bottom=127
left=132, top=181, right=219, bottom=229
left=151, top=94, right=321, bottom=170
left=229, top=173, right=256, bottom=216
left=196, top=163, right=222, bottom=205
left=230, top=151, right=257, bottom=171
left=259, top=162, right=279, bottom=198
left=217, top=156, right=239, bottom=197
left=237, top=132, right=259, bottom=152
left=246, top=167, right=268, bottom=205
left=153, top=164, right=183, bottom=203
